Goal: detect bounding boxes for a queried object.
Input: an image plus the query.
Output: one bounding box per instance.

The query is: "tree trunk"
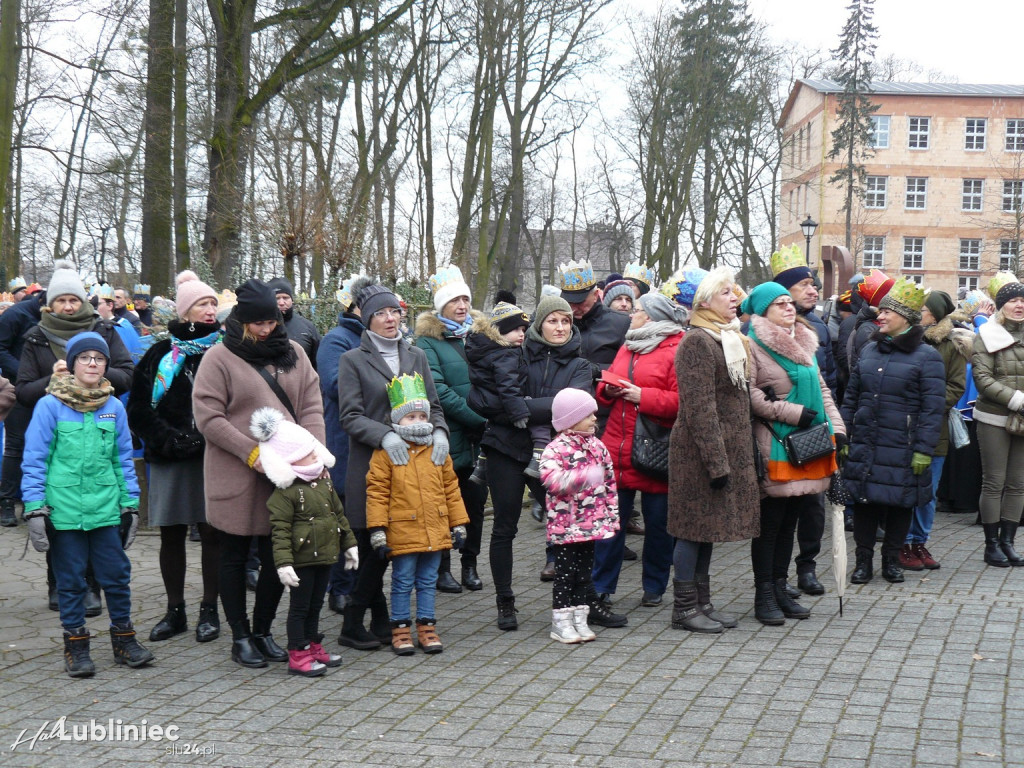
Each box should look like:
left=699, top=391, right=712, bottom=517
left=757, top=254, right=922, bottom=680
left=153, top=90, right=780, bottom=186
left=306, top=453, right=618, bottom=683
left=172, top=0, right=190, bottom=273
left=0, top=0, right=20, bottom=283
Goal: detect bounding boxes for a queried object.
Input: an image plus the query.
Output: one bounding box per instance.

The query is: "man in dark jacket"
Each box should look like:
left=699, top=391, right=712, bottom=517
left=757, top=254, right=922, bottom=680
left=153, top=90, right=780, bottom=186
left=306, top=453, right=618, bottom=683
left=0, top=290, right=44, bottom=526
left=772, top=246, right=837, bottom=596
left=316, top=275, right=372, bottom=613
left=559, top=260, right=630, bottom=372
left=268, top=277, right=320, bottom=368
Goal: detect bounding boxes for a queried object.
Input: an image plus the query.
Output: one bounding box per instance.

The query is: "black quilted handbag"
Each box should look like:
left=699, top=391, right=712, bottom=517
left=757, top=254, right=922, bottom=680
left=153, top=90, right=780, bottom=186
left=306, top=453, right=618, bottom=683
left=631, top=411, right=670, bottom=480
left=764, top=420, right=834, bottom=466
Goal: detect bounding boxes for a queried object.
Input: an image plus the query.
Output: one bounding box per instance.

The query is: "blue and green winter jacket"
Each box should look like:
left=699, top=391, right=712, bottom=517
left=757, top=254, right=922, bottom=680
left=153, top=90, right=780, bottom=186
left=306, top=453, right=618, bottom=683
left=22, top=394, right=139, bottom=529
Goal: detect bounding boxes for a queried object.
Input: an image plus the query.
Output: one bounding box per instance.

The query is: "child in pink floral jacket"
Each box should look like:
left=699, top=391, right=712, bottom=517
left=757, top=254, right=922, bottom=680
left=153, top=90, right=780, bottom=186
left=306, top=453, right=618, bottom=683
left=539, top=388, right=619, bottom=644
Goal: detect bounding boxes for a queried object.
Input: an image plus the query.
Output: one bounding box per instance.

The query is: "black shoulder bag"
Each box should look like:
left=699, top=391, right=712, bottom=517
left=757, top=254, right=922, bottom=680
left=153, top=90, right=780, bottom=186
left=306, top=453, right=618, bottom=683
left=253, top=365, right=298, bottom=422
left=627, top=354, right=671, bottom=481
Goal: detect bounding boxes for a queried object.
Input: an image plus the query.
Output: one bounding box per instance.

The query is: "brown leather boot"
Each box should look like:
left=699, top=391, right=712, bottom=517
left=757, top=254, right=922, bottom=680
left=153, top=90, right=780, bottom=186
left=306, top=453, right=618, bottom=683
left=391, top=621, right=414, bottom=656
left=415, top=619, right=443, bottom=654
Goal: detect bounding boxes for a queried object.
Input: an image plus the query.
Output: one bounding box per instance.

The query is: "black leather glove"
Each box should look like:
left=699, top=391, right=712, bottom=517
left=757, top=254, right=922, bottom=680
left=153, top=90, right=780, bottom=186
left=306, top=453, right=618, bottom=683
left=834, top=433, right=848, bottom=451
left=167, top=432, right=204, bottom=458
left=797, top=407, right=818, bottom=428
left=761, top=385, right=778, bottom=402
left=710, top=474, right=729, bottom=490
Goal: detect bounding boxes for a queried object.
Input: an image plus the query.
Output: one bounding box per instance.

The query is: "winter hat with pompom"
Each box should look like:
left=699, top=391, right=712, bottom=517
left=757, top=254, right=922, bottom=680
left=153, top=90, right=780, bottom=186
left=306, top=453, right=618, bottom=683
left=250, top=407, right=335, bottom=489
left=47, top=260, right=87, bottom=304
left=552, top=388, right=598, bottom=432
left=174, top=270, right=218, bottom=318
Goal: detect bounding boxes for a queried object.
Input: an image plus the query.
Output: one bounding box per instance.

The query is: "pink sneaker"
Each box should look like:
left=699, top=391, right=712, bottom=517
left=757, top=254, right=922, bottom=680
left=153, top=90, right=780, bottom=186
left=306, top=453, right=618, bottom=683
left=287, top=646, right=326, bottom=677
left=308, top=641, right=343, bottom=668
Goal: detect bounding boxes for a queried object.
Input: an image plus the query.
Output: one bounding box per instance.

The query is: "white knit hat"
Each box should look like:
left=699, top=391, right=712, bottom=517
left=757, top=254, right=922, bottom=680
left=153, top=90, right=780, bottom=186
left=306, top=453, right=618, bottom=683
left=47, top=260, right=87, bottom=304
left=428, top=265, right=472, bottom=313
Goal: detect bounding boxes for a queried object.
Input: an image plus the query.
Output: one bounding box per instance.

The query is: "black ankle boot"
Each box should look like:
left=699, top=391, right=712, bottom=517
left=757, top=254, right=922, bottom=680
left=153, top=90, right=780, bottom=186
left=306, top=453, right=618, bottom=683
left=999, top=521, right=1024, bottom=566
left=696, top=574, right=737, bottom=627
left=230, top=620, right=267, bottom=668
left=754, top=581, right=784, bottom=625
left=773, top=578, right=810, bottom=619
left=587, top=585, right=627, bottom=627
left=338, top=605, right=381, bottom=650
left=881, top=554, right=904, bottom=583
left=149, top=603, right=188, bottom=641
left=369, top=594, right=392, bottom=643
left=195, top=602, right=220, bottom=643
left=671, top=579, right=722, bottom=633
left=851, top=550, right=873, bottom=583
left=84, top=589, right=102, bottom=618
left=63, top=627, right=95, bottom=678
left=983, top=523, right=1010, bottom=566
left=110, top=622, right=155, bottom=667
left=496, top=595, right=518, bottom=631
left=252, top=622, right=288, bottom=662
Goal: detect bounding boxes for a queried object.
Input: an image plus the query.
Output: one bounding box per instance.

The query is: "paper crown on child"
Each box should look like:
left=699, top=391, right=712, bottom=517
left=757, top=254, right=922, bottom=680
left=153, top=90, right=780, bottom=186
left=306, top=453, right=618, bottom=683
left=558, top=259, right=597, bottom=300
left=879, top=277, right=927, bottom=324
left=961, top=289, right=988, bottom=317
left=659, top=267, right=710, bottom=309
left=133, top=283, right=151, bottom=300
left=387, top=373, right=430, bottom=423
left=249, top=407, right=335, bottom=489
left=857, top=269, right=896, bottom=307
left=622, top=261, right=657, bottom=294
left=988, top=271, right=1019, bottom=301
left=427, top=265, right=472, bottom=312
left=8, top=276, right=26, bottom=293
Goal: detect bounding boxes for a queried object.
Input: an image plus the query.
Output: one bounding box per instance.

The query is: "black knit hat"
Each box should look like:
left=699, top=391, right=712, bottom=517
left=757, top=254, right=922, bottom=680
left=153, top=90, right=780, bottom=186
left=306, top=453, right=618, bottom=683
left=234, top=279, right=279, bottom=323
left=267, top=277, right=294, bottom=298
left=996, top=281, right=1024, bottom=310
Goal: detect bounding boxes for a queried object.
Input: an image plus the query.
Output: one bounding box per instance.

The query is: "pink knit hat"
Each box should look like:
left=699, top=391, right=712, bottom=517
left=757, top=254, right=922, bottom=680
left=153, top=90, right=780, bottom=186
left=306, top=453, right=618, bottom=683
left=249, top=407, right=335, bottom=488
left=174, top=270, right=218, bottom=318
left=552, top=388, right=598, bottom=432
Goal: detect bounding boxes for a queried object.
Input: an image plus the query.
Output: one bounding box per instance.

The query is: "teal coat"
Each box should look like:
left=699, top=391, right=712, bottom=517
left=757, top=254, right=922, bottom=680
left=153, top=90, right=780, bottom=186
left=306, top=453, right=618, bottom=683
left=413, top=311, right=487, bottom=471
left=22, top=394, right=139, bottom=529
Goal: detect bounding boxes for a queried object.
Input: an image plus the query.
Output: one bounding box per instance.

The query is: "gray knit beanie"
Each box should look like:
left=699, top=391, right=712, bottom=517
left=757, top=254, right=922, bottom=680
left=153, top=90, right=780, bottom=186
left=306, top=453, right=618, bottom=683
left=47, top=260, right=87, bottom=305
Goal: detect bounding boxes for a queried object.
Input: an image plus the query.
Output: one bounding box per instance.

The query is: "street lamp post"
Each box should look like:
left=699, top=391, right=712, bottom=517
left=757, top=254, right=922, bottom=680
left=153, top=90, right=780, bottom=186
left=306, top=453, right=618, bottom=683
left=801, top=215, right=818, bottom=266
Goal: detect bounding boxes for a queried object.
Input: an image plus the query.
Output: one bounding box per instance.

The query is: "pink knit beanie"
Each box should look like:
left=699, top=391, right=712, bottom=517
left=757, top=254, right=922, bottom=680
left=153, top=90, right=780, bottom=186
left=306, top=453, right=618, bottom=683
left=174, top=270, right=218, bottom=318
left=249, top=408, right=335, bottom=489
left=552, top=388, right=598, bottom=432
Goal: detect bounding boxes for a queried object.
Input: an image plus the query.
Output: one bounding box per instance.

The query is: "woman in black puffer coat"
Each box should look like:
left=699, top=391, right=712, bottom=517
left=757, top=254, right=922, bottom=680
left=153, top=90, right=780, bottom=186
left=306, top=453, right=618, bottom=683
left=840, top=280, right=945, bottom=585
left=471, top=296, right=607, bottom=631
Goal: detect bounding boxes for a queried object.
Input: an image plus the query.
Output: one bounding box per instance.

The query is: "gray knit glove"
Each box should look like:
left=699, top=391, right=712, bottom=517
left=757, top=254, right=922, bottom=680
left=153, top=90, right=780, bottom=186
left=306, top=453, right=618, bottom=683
left=26, top=507, right=52, bottom=553
left=430, top=428, right=449, bottom=466
left=380, top=431, right=410, bottom=465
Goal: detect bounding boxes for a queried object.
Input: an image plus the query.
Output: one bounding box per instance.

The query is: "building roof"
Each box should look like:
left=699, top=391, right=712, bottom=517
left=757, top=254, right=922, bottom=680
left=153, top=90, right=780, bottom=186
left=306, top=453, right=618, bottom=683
left=799, top=79, right=1024, bottom=97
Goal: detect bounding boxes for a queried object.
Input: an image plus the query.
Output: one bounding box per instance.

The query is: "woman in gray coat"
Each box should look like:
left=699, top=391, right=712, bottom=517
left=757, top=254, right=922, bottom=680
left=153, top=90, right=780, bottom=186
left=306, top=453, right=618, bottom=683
left=336, top=285, right=448, bottom=650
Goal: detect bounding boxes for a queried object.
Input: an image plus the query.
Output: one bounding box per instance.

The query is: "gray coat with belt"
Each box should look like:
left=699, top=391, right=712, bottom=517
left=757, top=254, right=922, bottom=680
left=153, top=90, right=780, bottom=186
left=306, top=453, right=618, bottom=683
left=337, top=331, right=447, bottom=529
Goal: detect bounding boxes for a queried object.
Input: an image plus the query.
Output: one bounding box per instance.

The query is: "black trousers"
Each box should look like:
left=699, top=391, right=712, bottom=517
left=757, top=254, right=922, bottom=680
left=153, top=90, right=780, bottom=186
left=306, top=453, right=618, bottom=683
left=0, top=403, right=30, bottom=502
left=853, top=503, right=912, bottom=559
left=218, top=531, right=283, bottom=634
left=349, top=528, right=389, bottom=614
left=440, top=464, right=488, bottom=574
left=486, top=448, right=546, bottom=598
left=751, top=495, right=804, bottom=584
left=552, top=541, right=595, bottom=609
left=285, top=565, right=331, bottom=649
left=794, top=491, right=826, bottom=575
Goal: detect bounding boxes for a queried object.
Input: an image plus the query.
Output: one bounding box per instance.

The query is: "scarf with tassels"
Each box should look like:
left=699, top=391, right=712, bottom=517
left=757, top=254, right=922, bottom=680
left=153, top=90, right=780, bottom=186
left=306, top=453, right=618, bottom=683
left=688, top=307, right=750, bottom=390
left=152, top=323, right=223, bottom=408
left=46, top=372, right=114, bottom=413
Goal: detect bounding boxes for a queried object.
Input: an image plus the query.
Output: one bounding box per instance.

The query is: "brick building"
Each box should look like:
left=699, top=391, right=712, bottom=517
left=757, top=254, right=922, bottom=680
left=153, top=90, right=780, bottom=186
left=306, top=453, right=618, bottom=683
left=779, top=80, right=1024, bottom=297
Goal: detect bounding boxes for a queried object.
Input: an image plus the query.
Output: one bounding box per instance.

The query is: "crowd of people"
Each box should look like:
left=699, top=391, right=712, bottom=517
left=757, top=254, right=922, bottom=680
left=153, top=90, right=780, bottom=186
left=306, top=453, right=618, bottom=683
left=0, top=248, right=1019, bottom=679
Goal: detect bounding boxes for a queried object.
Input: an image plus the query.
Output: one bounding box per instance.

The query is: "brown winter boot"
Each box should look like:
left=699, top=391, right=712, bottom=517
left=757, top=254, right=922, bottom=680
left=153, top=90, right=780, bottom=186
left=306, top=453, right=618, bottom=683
left=415, top=619, right=443, bottom=654
left=390, top=621, right=414, bottom=656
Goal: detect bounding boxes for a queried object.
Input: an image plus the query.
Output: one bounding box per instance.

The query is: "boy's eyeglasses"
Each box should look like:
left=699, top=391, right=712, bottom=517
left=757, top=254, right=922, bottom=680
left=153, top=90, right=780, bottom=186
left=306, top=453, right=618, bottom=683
left=75, top=354, right=106, bottom=366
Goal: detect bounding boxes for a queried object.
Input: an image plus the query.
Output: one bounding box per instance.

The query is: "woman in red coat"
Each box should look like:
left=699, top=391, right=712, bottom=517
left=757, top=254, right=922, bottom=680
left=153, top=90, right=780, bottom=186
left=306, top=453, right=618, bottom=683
left=594, top=292, right=685, bottom=608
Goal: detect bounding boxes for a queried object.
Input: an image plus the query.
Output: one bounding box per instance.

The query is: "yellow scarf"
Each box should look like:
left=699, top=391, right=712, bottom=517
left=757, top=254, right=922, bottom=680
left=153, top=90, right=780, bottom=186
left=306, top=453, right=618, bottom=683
left=688, top=307, right=750, bottom=389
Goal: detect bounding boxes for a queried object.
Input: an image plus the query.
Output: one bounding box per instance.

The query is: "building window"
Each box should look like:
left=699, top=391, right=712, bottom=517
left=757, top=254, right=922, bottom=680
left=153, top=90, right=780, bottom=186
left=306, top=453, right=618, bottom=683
left=1003, top=180, right=1023, bottom=213
left=905, top=274, right=924, bottom=285
left=966, top=118, right=987, bottom=151
left=870, top=115, right=890, bottom=149
left=906, top=177, right=928, bottom=209
left=962, top=179, right=984, bottom=211
left=909, top=117, right=930, bottom=149
left=865, top=176, right=888, bottom=209
left=1007, top=119, right=1024, bottom=152
left=903, top=237, right=925, bottom=270
left=959, top=276, right=980, bottom=292
left=1001, top=240, right=1020, bottom=272
left=959, top=239, right=981, bottom=271
left=862, top=236, right=885, bottom=268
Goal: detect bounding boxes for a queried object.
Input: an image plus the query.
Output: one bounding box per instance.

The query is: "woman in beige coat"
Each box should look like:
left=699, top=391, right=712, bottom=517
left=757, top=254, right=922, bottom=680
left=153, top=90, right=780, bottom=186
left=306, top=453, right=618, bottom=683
left=193, top=279, right=324, bottom=669
left=745, top=282, right=844, bottom=626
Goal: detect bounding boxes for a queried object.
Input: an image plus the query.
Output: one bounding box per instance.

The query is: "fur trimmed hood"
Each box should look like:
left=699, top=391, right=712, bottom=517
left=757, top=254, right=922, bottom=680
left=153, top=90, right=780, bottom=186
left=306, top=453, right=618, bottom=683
left=466, top=312, right=516, bottom=346
left=414, top=309, right=484, bottom=340
left=749, top=314, right=818, bottom=367
left=924, top=311, right=975, bottom=360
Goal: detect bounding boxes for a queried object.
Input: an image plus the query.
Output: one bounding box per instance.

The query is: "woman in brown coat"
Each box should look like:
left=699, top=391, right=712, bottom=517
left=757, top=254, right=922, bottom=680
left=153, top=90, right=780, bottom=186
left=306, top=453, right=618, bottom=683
left=193, top=279, right=324, bottom=669
left=667, top=267, right=760, bottom=634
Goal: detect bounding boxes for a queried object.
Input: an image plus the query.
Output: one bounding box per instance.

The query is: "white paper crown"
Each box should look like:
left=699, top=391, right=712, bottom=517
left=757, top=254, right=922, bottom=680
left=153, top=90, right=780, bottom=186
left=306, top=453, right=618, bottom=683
left=558, top=259, right=596, bottom=292
left=427, top=265, right=467, bottom=296
left=623, top=261, right=657, bottom=288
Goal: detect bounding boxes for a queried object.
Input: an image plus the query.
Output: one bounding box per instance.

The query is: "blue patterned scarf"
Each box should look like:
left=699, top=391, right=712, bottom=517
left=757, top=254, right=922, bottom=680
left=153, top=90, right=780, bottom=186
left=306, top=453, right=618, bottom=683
left=439, top=313, right=473, bottom=338
left=152, top=330, right=222, bottom=407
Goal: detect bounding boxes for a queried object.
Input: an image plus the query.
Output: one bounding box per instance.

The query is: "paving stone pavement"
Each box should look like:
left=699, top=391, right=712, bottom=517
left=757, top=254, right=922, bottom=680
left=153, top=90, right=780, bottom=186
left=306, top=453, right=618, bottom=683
left=1, top=505, right=1022, bottom=767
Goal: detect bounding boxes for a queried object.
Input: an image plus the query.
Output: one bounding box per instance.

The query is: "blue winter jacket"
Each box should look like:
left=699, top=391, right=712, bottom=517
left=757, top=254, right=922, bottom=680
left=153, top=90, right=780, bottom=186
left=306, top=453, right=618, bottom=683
left=317, top=312, right=365, bottom=492
left=22, top=393, right=140, bottom=529
left=840, top=325, right=945, bottom=509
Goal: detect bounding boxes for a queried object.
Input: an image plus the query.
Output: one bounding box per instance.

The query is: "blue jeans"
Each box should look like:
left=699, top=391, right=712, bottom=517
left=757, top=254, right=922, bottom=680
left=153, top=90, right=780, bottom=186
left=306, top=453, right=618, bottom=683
left=389, top=551, right=442, bottom=622
left=908, top=455, right=945, bottom=544
left=592, top=489, right=671, bottom=596
left=50, top=525, right=132, bottom=630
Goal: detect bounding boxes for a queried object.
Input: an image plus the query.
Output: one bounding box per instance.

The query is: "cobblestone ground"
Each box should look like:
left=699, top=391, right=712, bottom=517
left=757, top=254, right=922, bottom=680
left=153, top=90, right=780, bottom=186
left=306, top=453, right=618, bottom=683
left=1, top=505, right=1022, bottom=767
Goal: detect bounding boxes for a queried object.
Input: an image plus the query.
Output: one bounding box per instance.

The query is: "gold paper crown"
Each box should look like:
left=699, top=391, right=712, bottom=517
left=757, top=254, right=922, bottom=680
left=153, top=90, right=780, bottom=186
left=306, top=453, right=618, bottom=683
left=91, top=283, right=115, bottom=300
left=886, top=277, right=927, bottom=312
left=988, top=271, right=1019, bottom=301
left=770, top=244, right=807, bottom=277
left=557, top=259, right=596, bottom=292
left=427, top=265, right=467, bottom=296
left=217, top=289, right=237, bottom=310
left=133, top=283, right=151, bottom=297
left=386, top=373, right=428, bottom=411
left=623, top=261, right=657, bottom=288
left=8, top=276, right=26, bottom=292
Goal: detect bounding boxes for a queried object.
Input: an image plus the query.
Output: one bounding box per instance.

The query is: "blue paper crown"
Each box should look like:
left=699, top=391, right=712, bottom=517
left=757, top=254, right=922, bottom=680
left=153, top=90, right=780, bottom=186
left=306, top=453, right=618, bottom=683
left=427, top=265, right=467, bottom=296
left=660, top=267, right=710, bottom=309
left=558, top=259, right=596, bottom=292
left=623, top=261, right=657, bottom=288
